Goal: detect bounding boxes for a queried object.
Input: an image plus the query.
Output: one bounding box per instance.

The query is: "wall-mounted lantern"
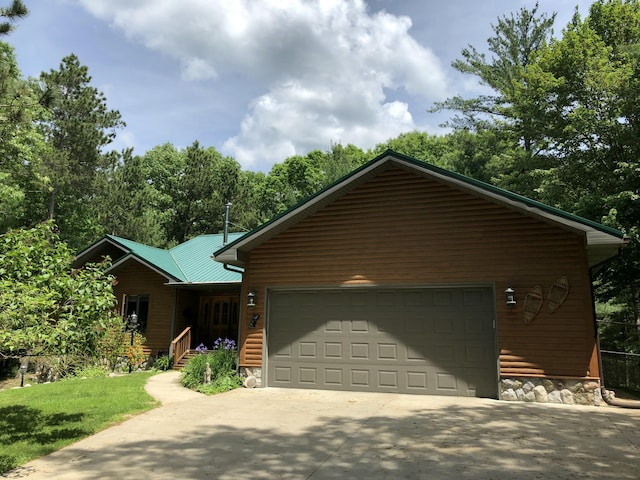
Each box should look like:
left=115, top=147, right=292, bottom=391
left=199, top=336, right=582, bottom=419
left=247, top=291, right=256, bottom=307
left=505, top=286, right=516, bottom=307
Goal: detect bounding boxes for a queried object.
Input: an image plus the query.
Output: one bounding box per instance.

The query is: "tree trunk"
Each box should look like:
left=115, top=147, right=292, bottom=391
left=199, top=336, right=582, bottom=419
left=47, top=188, right=56, bottom=219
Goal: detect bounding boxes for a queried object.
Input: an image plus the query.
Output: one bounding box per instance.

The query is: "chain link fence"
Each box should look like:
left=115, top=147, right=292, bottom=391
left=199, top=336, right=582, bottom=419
left=601, top=350, right=640, bottom=390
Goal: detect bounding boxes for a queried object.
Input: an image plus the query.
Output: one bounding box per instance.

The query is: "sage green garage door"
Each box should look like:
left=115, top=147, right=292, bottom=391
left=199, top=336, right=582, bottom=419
left=267, top=287, right=497, bottom=397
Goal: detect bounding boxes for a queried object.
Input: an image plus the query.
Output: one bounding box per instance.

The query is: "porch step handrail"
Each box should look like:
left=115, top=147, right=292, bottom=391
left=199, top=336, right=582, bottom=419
left=171, top=326, right=192, bottom=367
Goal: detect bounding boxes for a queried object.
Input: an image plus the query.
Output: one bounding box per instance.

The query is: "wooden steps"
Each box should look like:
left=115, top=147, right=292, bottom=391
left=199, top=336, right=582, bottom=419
left=173, top=349, right=196, bottom=370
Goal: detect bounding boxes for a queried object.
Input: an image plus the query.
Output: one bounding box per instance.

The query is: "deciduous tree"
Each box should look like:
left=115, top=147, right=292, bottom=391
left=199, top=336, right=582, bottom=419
left=0, top=221, right=121, bottom=360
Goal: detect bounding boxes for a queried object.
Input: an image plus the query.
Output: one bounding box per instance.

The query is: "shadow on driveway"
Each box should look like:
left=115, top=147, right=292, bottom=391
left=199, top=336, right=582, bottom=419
left=3, top=388, right=639, bottom=479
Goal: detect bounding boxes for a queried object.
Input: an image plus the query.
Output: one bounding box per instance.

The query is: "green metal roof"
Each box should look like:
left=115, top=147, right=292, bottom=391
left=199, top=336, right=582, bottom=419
left=214, top=149, right=626, bottom=268
left=105, top=233, right=244, bottom=284
left=169, top=233, right=244, bottom=283
left=107, top=236, right=185, bottom=280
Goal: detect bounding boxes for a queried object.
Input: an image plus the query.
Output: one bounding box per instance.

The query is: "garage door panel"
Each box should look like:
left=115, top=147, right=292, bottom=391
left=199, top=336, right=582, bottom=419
left=273, top=344, right=292, bottom=358
left=324, top=320, right=343, bottom=332
left=267, top=287, right=497, bottom=397
left=349, top=320, right=369, bottom=333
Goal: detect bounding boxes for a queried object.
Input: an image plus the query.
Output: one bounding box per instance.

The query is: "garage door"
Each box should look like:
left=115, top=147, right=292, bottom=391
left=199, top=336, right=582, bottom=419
left=267, top=287, right=497, bottom=397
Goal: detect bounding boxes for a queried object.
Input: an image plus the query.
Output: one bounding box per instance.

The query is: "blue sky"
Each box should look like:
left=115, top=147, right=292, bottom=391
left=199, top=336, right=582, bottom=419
left=9, top=0, right=591, bottom=172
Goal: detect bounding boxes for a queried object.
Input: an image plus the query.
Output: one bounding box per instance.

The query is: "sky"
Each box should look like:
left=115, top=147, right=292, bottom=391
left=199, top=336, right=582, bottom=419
left=8, top=0, right=592, bottom=172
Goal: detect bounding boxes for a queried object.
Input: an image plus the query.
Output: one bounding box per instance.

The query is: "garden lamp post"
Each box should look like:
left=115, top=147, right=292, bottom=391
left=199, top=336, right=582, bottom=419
left=128, top=312, right=138, bottom=373
left=19, top=364, right=27, bottom=387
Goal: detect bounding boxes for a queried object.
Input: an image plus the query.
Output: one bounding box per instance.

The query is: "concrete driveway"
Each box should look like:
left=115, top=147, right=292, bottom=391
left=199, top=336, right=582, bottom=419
left=3, top=372, right=640, bottom=479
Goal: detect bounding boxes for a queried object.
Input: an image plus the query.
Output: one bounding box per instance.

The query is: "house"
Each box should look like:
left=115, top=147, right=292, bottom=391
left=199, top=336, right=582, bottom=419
left=213, top=150, right=627, bottom=405
left=74, top=233, right=244, bottom=361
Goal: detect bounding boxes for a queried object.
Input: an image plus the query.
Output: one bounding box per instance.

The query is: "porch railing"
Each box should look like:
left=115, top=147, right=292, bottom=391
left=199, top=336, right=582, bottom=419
left=171, top=326, right=192, bottom=367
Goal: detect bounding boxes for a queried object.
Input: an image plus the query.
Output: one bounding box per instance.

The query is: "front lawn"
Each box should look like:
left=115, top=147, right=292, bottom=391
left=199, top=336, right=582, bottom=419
left=0, top=372, right=158, bottom=474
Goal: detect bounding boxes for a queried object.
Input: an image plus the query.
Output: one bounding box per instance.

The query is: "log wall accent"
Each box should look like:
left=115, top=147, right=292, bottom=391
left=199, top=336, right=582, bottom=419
left=239, top=166, right=598, bottom=379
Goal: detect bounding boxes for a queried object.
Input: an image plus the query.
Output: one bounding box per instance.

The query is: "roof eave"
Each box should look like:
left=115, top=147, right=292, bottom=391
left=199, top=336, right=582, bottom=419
left=73, top=236, right=129, bottom=267
left=109, top=254, right=182, bottom=282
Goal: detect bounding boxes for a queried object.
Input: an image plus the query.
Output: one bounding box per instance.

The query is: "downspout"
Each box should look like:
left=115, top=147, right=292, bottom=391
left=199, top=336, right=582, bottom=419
left=220, top=202, right=244, bottom=375
left=589, top=256, right=640, bottom=409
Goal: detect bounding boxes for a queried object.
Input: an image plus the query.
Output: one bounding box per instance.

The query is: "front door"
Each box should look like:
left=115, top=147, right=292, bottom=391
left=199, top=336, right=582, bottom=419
left=197, top=296, right=239, bottom=348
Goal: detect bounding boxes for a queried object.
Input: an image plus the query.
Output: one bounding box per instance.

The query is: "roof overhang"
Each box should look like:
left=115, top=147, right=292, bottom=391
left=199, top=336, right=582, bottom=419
left=73, top=236, right=128, bottom=268
left=109, top=254, right=180, bottom=282
left=213, top=151, right=627, bottom=269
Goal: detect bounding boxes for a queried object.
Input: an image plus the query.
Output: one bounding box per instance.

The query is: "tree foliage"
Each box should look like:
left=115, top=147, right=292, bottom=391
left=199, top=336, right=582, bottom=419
left=0, top=221, right=121, bottom=359
left=35, top=54, right=124, bottom=248
left=432, top=2, right=555, bottom=155
left=0, top=0, right=27, bottom=36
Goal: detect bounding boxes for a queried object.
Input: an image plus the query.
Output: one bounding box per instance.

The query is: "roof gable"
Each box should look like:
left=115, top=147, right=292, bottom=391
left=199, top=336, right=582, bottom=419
left=75, top=233, right=244, bottom=284
left=214, top=150, right=626, bottom=268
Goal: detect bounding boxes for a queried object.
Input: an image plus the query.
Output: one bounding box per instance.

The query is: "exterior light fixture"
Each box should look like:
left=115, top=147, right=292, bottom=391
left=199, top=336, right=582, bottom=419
left=247, top=291, right=256, bottom=307
left=505, top=286, right=516, bottom=307
left=19, top=364, right=27, bottom=387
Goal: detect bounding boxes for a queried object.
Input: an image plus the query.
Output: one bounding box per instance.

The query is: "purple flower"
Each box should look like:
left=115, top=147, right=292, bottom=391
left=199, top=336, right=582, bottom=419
left=212, top=337, right=237, bottom=351
left=195, top=343, right=208, bottom=353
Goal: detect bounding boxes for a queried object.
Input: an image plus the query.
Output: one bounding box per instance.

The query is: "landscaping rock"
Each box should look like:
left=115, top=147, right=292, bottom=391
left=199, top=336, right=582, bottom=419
left=534, top=385, right=549, bottom=403
left=502, top=388, right=517, bottom=401
left=548, top=390, right=562, bottom=404
left=560, top=389, right=574, bottom=405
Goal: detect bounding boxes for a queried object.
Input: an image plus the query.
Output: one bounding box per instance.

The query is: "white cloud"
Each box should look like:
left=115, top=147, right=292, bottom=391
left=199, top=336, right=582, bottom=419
left=181, top=57, right=218, bottom=81
left=79, top=0, right=450, bottom=170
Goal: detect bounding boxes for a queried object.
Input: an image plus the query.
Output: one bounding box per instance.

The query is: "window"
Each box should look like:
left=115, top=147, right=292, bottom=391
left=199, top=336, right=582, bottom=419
left=124, top=295, right=149, bottom=333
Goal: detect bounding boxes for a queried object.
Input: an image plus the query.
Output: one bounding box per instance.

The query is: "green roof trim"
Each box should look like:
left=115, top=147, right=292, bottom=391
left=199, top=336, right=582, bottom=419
left=214, top=149, right=625, bottom=264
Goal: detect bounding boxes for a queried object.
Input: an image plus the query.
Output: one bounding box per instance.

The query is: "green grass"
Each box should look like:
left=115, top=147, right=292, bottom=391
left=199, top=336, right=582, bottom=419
left=0, top=372, right=159, bottom=474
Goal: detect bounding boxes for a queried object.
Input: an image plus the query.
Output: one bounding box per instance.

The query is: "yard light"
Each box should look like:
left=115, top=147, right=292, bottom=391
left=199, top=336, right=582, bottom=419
left=247, top=291, right=256, bottom=307
left=19, top=364, right=27, bottom=387
left=128, top=312, right=138, bottom=373
left=505, top=286, right=516, bottom=308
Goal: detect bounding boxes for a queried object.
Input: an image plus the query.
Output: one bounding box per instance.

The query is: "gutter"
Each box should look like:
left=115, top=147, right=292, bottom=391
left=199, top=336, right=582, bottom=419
left=223, top=263, right=244, bottom=274
left=221, top=202, right=244, bottom=375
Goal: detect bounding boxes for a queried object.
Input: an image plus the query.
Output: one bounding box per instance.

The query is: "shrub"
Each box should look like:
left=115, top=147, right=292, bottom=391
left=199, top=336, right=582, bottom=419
left=95, top=316, right=128, bottom=371
left=181, top=337, right=240, bottom=393
left=74, top=364, right=109, bottom=378
left=125, top=332, right=147, bottom=371
left=197, top=374, right=243, bottom=394
left=154, top=354, right=173, bottom=371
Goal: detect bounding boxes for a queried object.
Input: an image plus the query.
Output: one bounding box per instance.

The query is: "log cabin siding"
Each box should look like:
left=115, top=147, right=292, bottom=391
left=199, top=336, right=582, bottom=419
left=239, top=166, right=598, bottom=379
left=112, top=263, right=174, bottom=355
